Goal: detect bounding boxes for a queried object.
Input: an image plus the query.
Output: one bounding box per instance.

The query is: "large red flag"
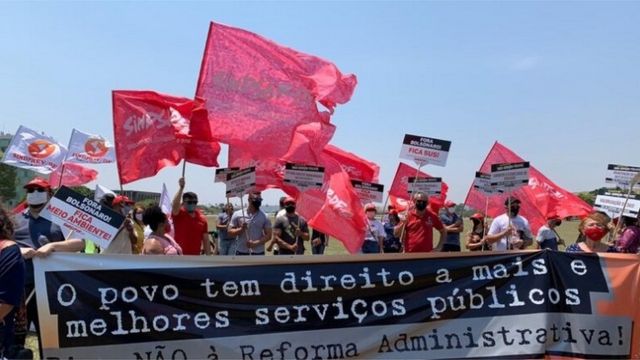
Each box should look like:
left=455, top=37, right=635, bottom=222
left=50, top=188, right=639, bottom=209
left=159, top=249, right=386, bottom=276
left=322, top=145, right=379, bottom=183
left=389, top=162, right=449, bottom=212
left=464, top=141, right=593, bottom=234
left=196, top=21, right=356, bottom=163
left=49, top=163, right=98, bottom=187
left=112, top=91, right=220, bottom=184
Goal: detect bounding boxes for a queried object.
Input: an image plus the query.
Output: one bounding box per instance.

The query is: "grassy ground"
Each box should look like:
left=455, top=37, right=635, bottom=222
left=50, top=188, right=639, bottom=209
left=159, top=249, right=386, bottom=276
left=25, top=217, right=580, bottom=357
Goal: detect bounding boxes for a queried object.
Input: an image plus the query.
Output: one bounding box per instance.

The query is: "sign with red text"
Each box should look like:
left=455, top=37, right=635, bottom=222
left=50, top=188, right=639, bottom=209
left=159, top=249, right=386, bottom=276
left=594, top=193, right=640, bottom=218
left=399, top=134, right=451, bottom=167
left=39, top=186, right=124, bottom=248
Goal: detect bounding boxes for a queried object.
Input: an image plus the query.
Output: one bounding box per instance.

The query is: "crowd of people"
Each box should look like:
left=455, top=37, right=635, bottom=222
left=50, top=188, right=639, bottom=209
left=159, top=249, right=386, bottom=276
left=1, top=176, right=639, bottom=359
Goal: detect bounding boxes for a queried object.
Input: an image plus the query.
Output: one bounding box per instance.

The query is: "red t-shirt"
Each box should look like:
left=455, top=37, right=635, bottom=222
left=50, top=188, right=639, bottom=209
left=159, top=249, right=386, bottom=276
left=404, top=210, right=444, bottom=253
left=172, top=208, right=208, bottom=255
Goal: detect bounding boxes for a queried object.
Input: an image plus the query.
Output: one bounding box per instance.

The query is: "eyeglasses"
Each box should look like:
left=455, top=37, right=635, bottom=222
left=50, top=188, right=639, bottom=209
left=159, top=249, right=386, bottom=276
left=185, top=201, right=198, bottom=205
left=26, top=188, right=46, bottom=193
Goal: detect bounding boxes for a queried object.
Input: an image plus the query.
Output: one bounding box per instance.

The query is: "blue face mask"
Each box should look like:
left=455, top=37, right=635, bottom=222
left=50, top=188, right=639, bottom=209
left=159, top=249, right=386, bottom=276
left=185, top=203, right=197, bottom=213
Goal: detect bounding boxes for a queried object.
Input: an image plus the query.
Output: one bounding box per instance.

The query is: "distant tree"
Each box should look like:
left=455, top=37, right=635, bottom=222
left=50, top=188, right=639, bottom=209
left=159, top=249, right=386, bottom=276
left=576, top=192, right=595, bottom=206
left=70, top=186, right=92, bottom=198
left=0, top=164, right=17, bottom=202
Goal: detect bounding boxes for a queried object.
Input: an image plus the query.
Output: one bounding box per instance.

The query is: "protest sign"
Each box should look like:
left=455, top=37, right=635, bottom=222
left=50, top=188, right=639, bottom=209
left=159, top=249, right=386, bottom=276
left=408, top=177, right=442, bottom=196
left=39, top=186, right=125, bottom=249
left=473, top=171, right=500, bottom=195
left=225, top=167, right=256, bottom=197
left=605, top=164, right=640, bottom=190
left=35, top=251, right=640, bottom=359
left=399, top=134, right=451, bottom=167
left=215, top=167, right=240, bottom=183
left=594, top=193, right=640, bottom=218
left=351, top=180, right=384, bottom=204
left=283, top=163, right=325, bottom=191
left=490, top=162, right=530, bottom=192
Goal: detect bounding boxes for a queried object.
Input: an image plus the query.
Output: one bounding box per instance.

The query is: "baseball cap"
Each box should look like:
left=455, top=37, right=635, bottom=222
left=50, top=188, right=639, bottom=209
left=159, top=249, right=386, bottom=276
left=24, top=177, right=51, bottom=190
left=470, top=212, right=485, bottom=220
left=444, top=200, right=456, bottom=208
left=283, top=196, right=296, bottom=205
left=112, top=195, right=134, bottom=206
left=364, top=203, right=377, bottom=211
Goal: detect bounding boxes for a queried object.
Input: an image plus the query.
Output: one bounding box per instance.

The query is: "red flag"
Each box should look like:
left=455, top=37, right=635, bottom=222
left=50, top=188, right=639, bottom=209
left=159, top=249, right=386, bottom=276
left=388, top=162, right=449, bottom=212
left=464, top=142, right=593, bottom=234
left=112, top=91, right=220, bottom=184
left=322, top=145, right=380, bottom=183
left=12, top=201, right=27, bottom=215
left=196, top=21, right=356, bottom=162
left=49, top=163, right=98, bottom=187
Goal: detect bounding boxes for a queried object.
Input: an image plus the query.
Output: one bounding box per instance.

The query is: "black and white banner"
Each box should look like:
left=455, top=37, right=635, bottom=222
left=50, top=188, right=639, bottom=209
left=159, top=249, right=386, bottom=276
left=605, top=164, right=640, bottom=190
left=408, top=177, right=442, bottom=196
left=39, top=186, right=124, bottom=248
left=473, top=171, right=500, bottom=196
left=214, top=167, right=239, bottom=183
left=34, top=251, right=640, bottom=359
left=225, top=167, right=256, bottom=197
left=351, top=180, right=384, bottom=204
left=399, top=134, right=451, bottom=167
left=490, top=162, right=530, bottom=192
left=594, top=193, right=640, bottom=218
left=283, top=163, right=325, bottom=191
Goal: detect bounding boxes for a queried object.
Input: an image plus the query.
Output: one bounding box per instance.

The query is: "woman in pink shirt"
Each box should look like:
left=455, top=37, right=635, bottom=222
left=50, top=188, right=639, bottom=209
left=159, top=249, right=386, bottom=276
left=616, top=216, right=640, bottom=253
left=142, top=205, right=182, bottom=255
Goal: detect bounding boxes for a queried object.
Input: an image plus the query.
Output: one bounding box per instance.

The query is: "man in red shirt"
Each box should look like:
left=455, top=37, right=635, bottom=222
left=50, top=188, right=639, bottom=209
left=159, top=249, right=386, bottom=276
left=394, top=192, right=446, bottom=253
left=171, top=177, right=213, bottom=255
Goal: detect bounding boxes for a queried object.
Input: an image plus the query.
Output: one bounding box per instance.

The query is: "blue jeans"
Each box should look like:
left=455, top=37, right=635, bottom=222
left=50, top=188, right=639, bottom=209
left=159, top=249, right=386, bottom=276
left=218, top=238, right=237, bottom=256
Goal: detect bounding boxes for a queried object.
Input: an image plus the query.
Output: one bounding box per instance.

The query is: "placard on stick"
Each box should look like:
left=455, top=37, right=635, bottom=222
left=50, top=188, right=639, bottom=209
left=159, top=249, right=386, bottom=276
left=226, top=167, right=256, bottom=197
left=283, top=163, right=325, bottom=191
left=473, top=171, right=501, bottom=195
left=408, top=177, right=442, bottom=196
left=351, top=180, right=384, bottom=204
left=490, top=162, right=530, bottom=192
left=594, top=193, right=640, bottom=218
left=215, top=167, right=240, bottom=183
left=605, top=164, right=640, bottom=190
left=399, top=134, right=451, bottom=167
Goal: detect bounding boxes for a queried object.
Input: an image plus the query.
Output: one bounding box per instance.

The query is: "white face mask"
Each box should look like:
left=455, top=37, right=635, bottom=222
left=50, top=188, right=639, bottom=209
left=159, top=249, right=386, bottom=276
left=135, top=213, right=143, bottom=222
left=26, top=191, right=49, bottom=206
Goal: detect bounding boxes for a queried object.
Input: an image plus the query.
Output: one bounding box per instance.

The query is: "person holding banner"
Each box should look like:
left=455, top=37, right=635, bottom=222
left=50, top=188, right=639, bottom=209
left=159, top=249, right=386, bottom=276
left=466, top=213, right=490, bottom=251
left=536, top=214, right=563, bottom=251
left=216, top=204, right=236, bottom=256
left=485, top=197, right=533, bottom=251
left=439, top=201, right=463, bottom=252
left=394, top=192, right=446, bottom=253
left=614, top=216, right=640, bottom=253
left=228, top=192, right=272, bottom=256
left=0, top=206, right=25, bottom=359
left=272, top=197, right=309, bottom=255
left=567, top=212, right=616, bottom=253
left=171, top=178, right=213, bottom=256
left=142, top=205, right=183, bottom=255
left=361, top=203, right=385, bottom=254
left=382, top=210, right=402, bottom=253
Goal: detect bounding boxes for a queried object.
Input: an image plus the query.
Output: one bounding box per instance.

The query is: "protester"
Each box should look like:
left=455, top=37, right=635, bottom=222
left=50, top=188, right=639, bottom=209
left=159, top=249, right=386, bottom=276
left=131, top=205, right=146, bottom=254
left=614, top=216, right=640, bottom=253
left=361, top=204, right=384, bottom=254
left=142, top=205, right=182, bottom=255
left=310, top=228, right=328, bottom=255
left=272, top=197, right=309, bottom=255
left=171, top=177, right=213, bottom=255
left=536, top=214, right=563, bottom=250
left=466, top=213, right=490, bottom=251
left=0, top=205, right=25, bottom=359
left=381, top=205, right=395, bottom=224
left=439, top=200, right=463, bottom=252
left=216, top=203, right=236, bottom=255
left=276, top=196, right=287, bottom=218
left=109, top=195, right=137, bottom=253
left=382, top=210, right=402, bottom=253
left=394, top=192, right=446, bottom=253
left=12, top=178, right=84, bottom=350
left=485, top=197, right=533, bottom=250
left=228, top=191, right=272, bottom=256
left=566, top=212, right=616, bottom=253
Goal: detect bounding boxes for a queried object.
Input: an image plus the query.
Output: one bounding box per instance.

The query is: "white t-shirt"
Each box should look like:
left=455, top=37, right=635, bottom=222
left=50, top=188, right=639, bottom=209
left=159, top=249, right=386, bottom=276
left=364, top=219, right=385, bottom=242
left=536, top=225, right=556, bottom=243
left=487, top=214, right=532, bottom=251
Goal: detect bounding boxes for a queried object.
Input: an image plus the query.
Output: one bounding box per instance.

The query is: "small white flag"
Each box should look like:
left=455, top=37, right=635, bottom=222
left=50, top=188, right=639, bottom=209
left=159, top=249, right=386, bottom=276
left=66, top=128, right=116, bottom=164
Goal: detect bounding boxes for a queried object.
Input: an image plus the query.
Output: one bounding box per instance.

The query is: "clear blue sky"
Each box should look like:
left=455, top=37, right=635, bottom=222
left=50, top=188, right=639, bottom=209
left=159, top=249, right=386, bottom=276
left=1, top=2, right=639, bottom=207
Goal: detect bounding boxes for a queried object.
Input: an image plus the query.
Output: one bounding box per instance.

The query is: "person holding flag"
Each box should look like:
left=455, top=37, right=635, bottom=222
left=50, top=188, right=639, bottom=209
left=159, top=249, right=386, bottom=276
left=171, top=178, right=213, bottom=256
left=228, top=192, right=272, bottom=256
left=394, top=192, right=446, bottom=253
left=485, top=197, right=533, bottom=250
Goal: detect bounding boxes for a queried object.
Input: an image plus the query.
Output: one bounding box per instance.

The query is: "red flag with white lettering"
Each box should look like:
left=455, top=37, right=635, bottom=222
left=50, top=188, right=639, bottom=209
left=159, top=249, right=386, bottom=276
left=464, top=142, right=593, bottom=234
left=388, top=162, right=449, bottom=212
left=322, top=145, right=380, bottom=183
left=112, top=91, right=220, bottom=184
left=196, top=21, right=356, bottom=166
left=49, top=163, right=98, bottom=187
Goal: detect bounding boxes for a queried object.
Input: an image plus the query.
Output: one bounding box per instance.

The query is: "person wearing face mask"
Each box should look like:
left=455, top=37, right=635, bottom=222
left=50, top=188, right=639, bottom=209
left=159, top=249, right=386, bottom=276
left=216, top=203, right=236, bottom=256
left=228, top=191, right=273, bottom=256
left=130, top=206, right=146, bottom=254
left=142, top=205, right=183, bottom=255
left=12, top=178, right=84, bottom=349
left=171, top=177, right=213, bottom=256
left=439, top=201, right=464, bottom=252
left=614, top=216, right=640, bottom=253
left=536, top=213, right=564, bottom=250
left=361, top=203, right=385, bottom=254
left=272, top=197, right=309, bottom=255
left=394, top=192, right=446, bottom=253
left=485, top=197, right=533, bottom=251
left=566, top=212, right=616, bottom=253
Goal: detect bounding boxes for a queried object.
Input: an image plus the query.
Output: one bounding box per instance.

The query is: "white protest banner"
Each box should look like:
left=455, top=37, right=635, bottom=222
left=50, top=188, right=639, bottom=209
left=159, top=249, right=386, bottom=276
left=490, top=162, right=530, bottom=192
left=351, top=180, right=384, bottom=204
left=215, top=167, right=240, bottom=183
left=594, top=193, right=640, bottom=218
left=226, top=167, right=256, bottom=197
left=399, top=134, right=451, bottom=167
left=473, top=171, right=501, bottom=195
left=39, top=186, right=125, bottom=248
left=605, top=164, right=640, bottom=190
left=283, top=163, right=325, bottom=191
left=66, top=128, right=116, bottom=164
left=408, top=177, right=442, bottom=196
left=1, top=125, right=67, bottom=174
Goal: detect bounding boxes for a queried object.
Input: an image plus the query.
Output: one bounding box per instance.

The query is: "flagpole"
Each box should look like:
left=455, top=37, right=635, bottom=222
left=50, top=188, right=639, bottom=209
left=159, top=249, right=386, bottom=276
left=56, top=163, right=66, bottom=189
left=182, top=160, right=187, bottom=178
left=507, top=191, right=513, bottom=250
left=239, top=192, right=249, bottom=254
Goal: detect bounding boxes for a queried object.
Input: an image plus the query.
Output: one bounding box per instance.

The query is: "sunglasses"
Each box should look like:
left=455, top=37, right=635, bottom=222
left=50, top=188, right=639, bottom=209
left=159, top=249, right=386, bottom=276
left=26, top=188, right=46, bottom=193
left=185, top=201, right=198, bottom=205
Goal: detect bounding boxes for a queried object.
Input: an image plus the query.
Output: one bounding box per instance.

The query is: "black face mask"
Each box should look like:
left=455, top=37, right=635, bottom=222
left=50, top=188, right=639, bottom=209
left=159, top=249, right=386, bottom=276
left=250, top=199, right=262, bottom=209
left=285, top=205, right=296, bottom=213
left=509, top=206, right=520, bottom=217
left=415, top=201, right=427, bottom=211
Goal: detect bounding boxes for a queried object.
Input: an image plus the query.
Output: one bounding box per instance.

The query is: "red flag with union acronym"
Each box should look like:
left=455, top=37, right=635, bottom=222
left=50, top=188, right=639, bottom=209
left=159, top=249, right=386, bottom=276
left=49, top=163, right=98, bottom=187
left=464, top=141, right=593, bottom=234
left=389, top=162, right=449, bottom=212
left=322, top=145, right=380, bottom=183
left=112, top=91, right=220, bottom=184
